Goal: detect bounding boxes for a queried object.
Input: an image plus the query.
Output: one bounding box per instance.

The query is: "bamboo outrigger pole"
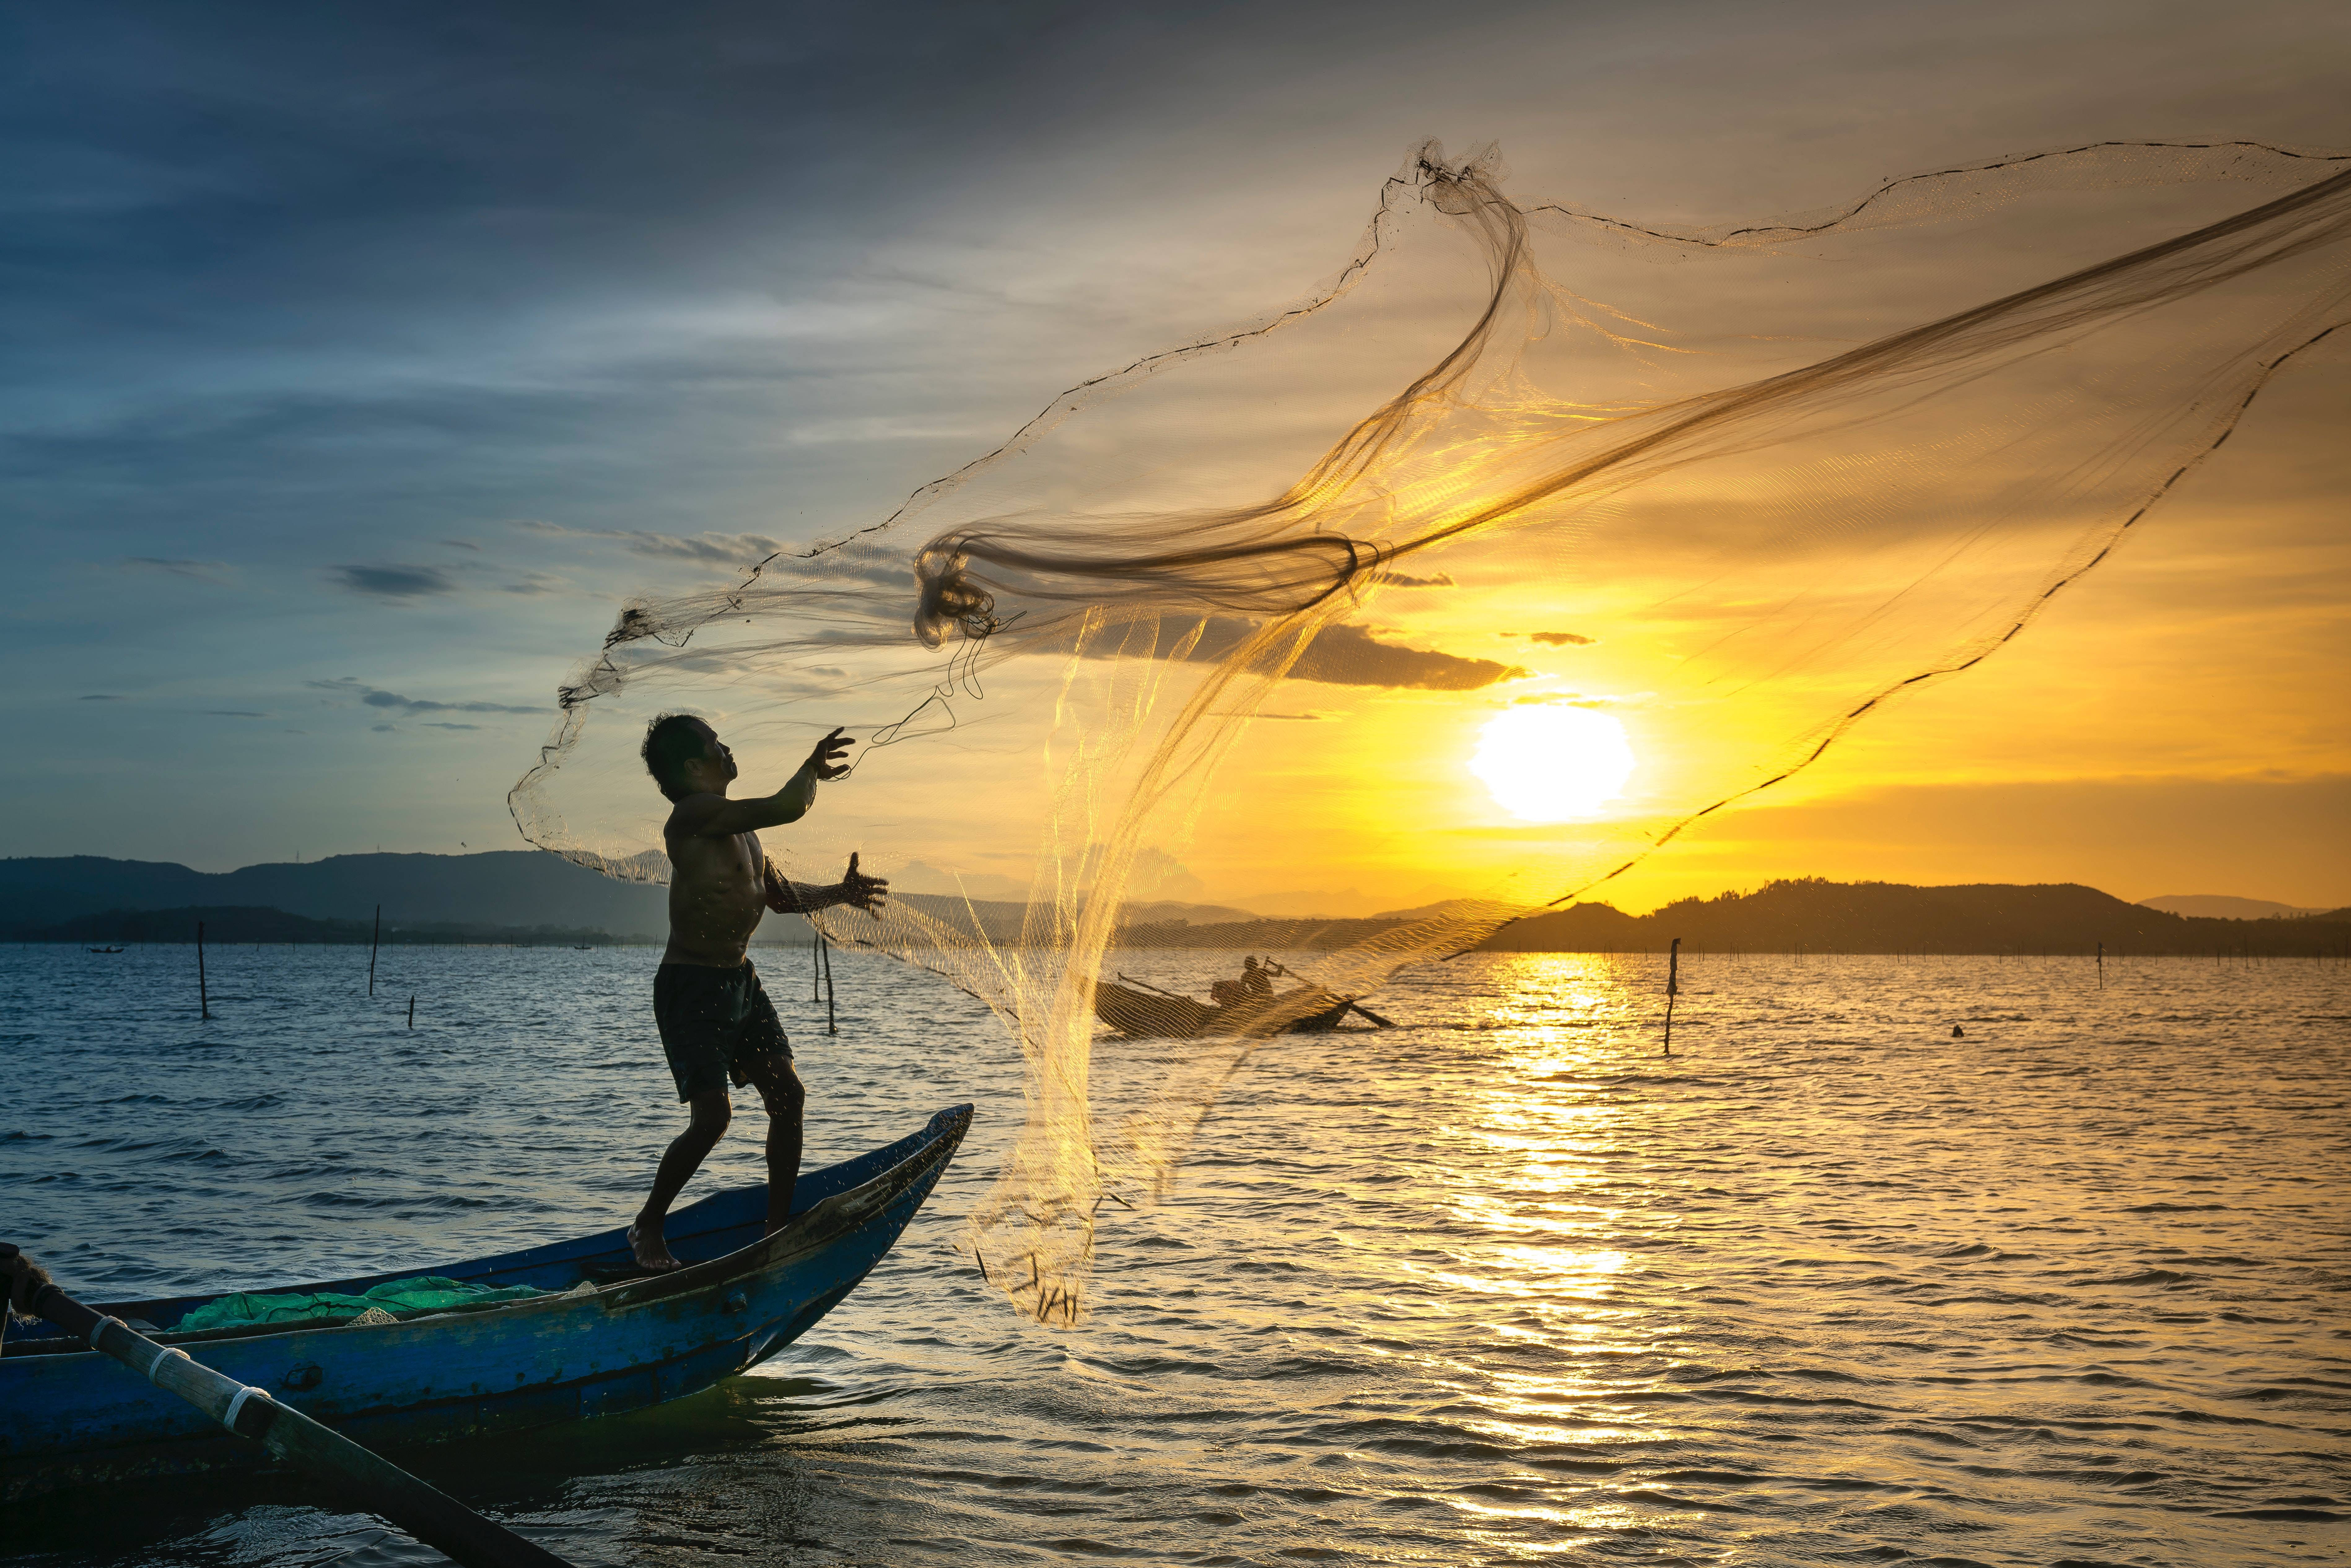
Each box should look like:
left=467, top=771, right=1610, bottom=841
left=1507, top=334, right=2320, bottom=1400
left=0, top=1245, right=573, bottom=1568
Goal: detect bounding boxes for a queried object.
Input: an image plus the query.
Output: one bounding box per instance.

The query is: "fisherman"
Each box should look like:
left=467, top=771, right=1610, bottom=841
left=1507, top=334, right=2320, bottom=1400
left=628, top=715, right=887, bottom=1273
left=1240, top=955, right=1276, bottom=1003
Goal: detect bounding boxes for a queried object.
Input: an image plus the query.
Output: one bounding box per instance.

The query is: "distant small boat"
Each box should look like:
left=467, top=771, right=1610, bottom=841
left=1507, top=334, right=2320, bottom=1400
left=1094, top=976, right=1358, bottom=1038
left=572, top=944, right=595, bottom=950
left=85, top=947, right=123, bottom=955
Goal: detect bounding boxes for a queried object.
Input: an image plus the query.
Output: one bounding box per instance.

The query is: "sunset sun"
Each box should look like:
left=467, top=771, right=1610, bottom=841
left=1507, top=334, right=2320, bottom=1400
left=1469, top=706, right=1637, bottom=822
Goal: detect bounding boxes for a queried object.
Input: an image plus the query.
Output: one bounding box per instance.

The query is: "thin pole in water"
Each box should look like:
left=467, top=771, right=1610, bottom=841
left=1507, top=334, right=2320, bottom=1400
left=811, top=926, right=821, bottom=1002
left=2097, top=940, right=2104, bottom=988
left=408, top=994, right=416, bottom=1029
left=1662, top=936, right=1680, bottom=1056
left=197, top=920, right=210, bottom=1021
left=369, top=904, right=381, bottom=997
left=821, top=931, right=837, bottom=1036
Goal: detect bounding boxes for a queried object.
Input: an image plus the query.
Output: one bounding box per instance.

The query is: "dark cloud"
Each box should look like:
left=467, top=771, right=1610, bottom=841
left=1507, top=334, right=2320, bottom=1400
left=422, top=722, right=482, bottom=731
left=309, top=677, right=541, bottom=715
left=1516, top=631, right=1595, bottom=646
left=1374, top=571, right=1455, bottom=588
left=78, top=694, right=125, bottom=701
left=205, top=710, right=268, bottom=718
left=370, top=723, right=398, bottom=733
left=438, top=539, right=483, bottom=551
left=1059, top=617, right=1523, bottom=689
left=332, top=564, right=459, bottom=598
left=1107, top=618, right=1525, bottom=690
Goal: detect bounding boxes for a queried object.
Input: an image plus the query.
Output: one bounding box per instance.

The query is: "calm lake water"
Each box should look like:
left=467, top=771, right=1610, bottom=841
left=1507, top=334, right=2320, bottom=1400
left=4, top=942, right=2347, bottom=1567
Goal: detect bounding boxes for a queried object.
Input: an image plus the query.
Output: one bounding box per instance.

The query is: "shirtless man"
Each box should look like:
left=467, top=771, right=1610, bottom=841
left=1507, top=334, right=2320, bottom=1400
left=627, top=713, right=887, bottom=1271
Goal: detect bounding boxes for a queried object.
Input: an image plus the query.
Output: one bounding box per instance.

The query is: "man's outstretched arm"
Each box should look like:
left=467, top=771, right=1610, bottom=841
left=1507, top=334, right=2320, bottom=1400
left=767, top=851, right=888, bottom=916
left=680, top=728, right=854, bottom=838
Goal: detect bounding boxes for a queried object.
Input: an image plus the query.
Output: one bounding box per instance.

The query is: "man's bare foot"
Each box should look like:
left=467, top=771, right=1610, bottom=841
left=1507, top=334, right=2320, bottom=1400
left=627, top=1219, right=681, bottom=1272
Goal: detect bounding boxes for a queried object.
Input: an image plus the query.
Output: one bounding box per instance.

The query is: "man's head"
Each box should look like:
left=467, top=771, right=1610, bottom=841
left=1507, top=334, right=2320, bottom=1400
left=642, top=713, right=736, bottom=801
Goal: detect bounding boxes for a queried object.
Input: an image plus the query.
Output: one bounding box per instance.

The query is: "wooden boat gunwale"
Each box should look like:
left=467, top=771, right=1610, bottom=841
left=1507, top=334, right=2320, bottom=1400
left=2, top=1103, right=972, bottom=1500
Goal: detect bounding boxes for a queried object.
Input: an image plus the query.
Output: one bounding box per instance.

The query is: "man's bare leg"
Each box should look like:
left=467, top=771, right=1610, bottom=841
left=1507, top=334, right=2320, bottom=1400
left=631, top=1091, right=732, bottom=1270
left=748, top=1060, right=806, bottom=1235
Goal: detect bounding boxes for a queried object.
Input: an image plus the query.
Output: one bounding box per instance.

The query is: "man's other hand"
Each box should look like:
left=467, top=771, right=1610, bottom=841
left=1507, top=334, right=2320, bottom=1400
left=838, top=850, right=888, bottom=915
left=803, top=727, right=855, bottom=782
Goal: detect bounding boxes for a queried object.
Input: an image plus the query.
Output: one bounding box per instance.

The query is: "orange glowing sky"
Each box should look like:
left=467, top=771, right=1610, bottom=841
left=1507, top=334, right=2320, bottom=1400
left=9, top=1, right=2345, bottom=911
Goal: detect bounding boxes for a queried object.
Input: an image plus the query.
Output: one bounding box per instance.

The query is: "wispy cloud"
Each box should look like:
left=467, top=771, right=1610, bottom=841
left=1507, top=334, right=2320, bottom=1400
left=309, top=677, right=542, bottom=715
left=78, top=693, right=125, bottom=701
left=204, top=709, right=268, bottom=718
left=1513, top=631, right=1596, bottom=646
left=422, top=721, right=482, bottom=731
left=1511, top=691, right=1637, bottom=708
left=331, top=564, right=459, bottom=598
left=122, top=556, right=232, bottom=584
left=1374, top=571, right=1455, bottom=588
left=514, top=519, right=786, bottom=568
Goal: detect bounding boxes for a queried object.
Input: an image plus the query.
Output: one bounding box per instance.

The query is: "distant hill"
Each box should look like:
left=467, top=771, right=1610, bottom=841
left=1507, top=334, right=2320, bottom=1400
left=2137, top=893, right=2334, bottom=920
left=19, top=905, right=627, bottom=947
left=0, top=852, right=675, bottom=939
left=1113, top=879, right=2351, bottom=957
left=1479, top=880, right=2351, bottom=956
left=7, top=858, right=2346, bottom=958
left=0, top=852, right=1253, bottom=947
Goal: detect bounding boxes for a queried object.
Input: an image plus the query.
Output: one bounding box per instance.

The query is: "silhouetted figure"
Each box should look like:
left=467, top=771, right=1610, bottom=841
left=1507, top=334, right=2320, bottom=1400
left=628, top=716, right=888, bottom=1272
left=1241, top=955, right=1276, bottom=1003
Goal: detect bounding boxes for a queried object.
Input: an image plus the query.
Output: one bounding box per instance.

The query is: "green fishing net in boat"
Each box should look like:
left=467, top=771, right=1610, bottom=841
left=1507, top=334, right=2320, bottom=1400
left=175, top=1275, right=552, bottom=1333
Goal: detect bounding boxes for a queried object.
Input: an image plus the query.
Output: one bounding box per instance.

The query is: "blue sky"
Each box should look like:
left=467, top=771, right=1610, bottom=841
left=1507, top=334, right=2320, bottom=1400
left=5, top=0, right=2346, bottom=902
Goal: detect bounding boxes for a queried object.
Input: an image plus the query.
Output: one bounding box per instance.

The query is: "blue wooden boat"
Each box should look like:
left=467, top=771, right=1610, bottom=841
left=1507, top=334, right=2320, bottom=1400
left=0, top=1103, right=971, bottom=1502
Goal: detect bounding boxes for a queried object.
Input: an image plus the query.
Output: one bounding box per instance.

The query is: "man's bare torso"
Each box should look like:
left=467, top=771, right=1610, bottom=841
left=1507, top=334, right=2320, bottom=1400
left=664, top=808, right=767, bottom=968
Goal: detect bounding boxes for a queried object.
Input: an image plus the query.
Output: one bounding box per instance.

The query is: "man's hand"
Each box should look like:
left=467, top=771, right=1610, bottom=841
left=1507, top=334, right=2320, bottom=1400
left=802, top=727, right=855, bottom=782
left=836, top=850, right=888, bottom=915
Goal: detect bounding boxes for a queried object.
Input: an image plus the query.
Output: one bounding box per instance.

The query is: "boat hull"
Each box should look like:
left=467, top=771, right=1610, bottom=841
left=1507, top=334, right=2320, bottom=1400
left=0, top=1103, right=971, bottom=1501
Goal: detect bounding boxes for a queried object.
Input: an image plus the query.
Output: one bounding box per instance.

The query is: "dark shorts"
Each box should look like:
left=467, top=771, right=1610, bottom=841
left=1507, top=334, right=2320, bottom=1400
left=654, top=962, right=792, bottom=1103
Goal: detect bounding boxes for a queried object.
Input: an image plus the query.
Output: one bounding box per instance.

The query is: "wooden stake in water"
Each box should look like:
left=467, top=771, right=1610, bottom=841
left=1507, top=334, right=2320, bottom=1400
left=197, top=919, right=210, bottom=1022
left=821, top=931, right=837, bottom=1036
left=369, top=904, right=381, bottom=997
left=2097, top=940, right=2104, bottom=988
left=408, top=994, right=416, bottom=1029
left=1662, top=936, right=1681, bottom=1056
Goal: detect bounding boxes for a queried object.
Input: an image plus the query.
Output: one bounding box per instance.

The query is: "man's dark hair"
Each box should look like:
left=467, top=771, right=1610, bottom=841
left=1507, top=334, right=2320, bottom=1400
left=642, top=713, right=713, bottom=801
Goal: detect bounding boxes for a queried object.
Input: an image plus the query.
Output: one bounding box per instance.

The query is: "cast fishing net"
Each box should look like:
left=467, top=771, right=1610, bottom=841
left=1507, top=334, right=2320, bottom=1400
left=512, top=139, right=2351, bottom=1324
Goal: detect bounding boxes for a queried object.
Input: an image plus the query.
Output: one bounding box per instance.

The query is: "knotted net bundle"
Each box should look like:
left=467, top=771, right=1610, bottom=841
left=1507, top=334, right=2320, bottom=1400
left=513, top=140, right=2351, bottom=1323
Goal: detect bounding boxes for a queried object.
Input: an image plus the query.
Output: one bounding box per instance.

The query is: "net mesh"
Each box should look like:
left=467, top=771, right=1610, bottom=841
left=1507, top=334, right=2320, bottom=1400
left=511, top=139, right=2351, bottom=1324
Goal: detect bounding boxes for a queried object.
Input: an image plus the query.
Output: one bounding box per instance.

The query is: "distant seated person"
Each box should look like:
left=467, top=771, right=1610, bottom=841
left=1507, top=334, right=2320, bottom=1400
left=1241, top=955, right=1275, bottom=1002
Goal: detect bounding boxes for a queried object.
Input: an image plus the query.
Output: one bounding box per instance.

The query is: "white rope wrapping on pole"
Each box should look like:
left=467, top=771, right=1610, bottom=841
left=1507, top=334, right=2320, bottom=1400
left=145, top=1341, right=190, bottom=1384
left=223, top=1383, right=272, bottom=1432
